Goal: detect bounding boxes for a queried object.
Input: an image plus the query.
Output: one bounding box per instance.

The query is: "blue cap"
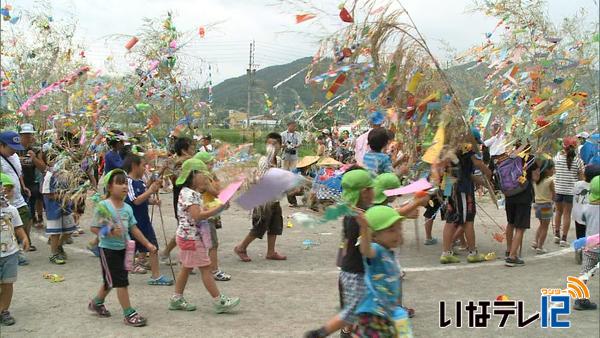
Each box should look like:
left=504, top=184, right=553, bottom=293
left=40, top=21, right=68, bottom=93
left=369, top=110, right=385, bottom=125
left=471, top=127, right=482, bottom=144
left=0, top=131, right=25, bottom=151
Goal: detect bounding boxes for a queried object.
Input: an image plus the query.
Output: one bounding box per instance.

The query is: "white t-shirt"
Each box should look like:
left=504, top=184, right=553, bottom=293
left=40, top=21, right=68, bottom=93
left=572, top=181, right=590, bottom=224
left=0, top=153, right=27, bottom=208
left=0, top=204, right=23, bottom=257
left=483, top=134, right=506, bottom=156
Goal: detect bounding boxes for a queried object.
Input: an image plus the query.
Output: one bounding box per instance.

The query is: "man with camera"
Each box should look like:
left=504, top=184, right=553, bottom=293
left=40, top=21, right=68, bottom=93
left=280, top=121, right=302, bottom=172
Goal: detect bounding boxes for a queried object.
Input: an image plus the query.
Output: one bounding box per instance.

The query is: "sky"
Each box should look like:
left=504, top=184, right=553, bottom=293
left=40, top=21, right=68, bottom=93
left=3, top=0, right=599, bottom=86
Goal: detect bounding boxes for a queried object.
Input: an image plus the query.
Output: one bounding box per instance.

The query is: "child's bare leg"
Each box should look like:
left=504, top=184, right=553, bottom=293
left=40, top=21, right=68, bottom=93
left=537, top=220, right=550, bottom=249
left=59, top=233, right=71, bottom=245
left=267, top=234, right=278, bottom=256
left=174, top=267, right=192, bottom=295
left=49, top=234, right=60, bottom=254
left=149, top=251, right=160, bottom=279
left=424, top=218, right=434, bottom=240
left=0, top=283, right=14, bottom=311
left=94, top=285, right=110, bottom=303
left=161, top=236, right=176, bottom=257
left=115, top=287, right=131, bottom=310
left=199, top=266, right=219, bottom=298
left=209, top=248, right=219, bottom=272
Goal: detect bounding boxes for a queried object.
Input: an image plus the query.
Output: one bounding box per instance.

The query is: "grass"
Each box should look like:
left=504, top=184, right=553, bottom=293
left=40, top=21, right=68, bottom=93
left=202, top=128, right=316, bottom=156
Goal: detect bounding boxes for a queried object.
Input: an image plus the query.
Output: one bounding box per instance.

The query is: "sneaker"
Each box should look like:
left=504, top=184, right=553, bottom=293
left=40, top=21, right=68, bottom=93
left=147, top=275, right=174, bottom=286
left=58, top=245, right=68, bottom=260
left=0, top=310, right=15, bottom=326
left=17, top=252, right=29, bottom=266
left=213, top=294, right=240, bottom=314
left=559, top=240, right=569, bottom=247
left=49, top=254, right=66, bottom=265
left=536, top=248, right=547, bottom=255
left=88, top=300, right=111, bottom=317
left=169, top=297, right=197, bottom=311
left=505, top=257, right=525, bottom=267
left=440, top=255, right=460, bottom=264
left=574, top=299, right=598, bottom=311
left=575, top=249, right=583, bottom=264
left=424, top=238, right=438, bottom=245
left=467, top=253, right=485, bottom=263
left=213, top=270, right=232, bottom=281
left=123, top=311, right=146, bottom=327
left=554, top=236, right=560, bottom=244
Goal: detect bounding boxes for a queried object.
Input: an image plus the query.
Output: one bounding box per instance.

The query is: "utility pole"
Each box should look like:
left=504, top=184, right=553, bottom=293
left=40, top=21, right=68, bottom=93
left=246, top=40, right=256, bottom=129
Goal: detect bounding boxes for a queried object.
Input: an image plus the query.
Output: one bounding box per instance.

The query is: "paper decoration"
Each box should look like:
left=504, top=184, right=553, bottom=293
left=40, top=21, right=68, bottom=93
left=236, top=168, right=301, bottom=210
left=325, top=73, right=347, bottom=100
left=198, top=26, right=205, bottom=38
left=369, top=81, right=386, bottom=101
left=125, top=37, right=139, bottom=50
left=339, top=7, right=353, bottom=23
left=218, top=179, right=244, bottom=204
left=406, top=72, right=423, bottom=94
left=296, top=13, right=316, bottom=24
left=384, top=178, right=432, bottom=197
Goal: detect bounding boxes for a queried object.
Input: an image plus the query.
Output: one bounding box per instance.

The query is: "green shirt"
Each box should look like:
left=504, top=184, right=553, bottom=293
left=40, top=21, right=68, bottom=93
left=93, top=200, right=137, bottom=250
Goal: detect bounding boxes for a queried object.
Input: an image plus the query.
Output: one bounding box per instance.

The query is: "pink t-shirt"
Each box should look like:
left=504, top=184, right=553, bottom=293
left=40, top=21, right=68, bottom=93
left=354, top=129, right=372, bottom=166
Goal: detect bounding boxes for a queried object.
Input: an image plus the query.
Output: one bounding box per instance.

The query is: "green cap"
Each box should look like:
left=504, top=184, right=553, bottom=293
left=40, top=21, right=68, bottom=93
left=194, top=151, right=215, bottom=164
left=0, top=173, right=15, bottom=186
left=590, top=176, right=600, bottom=203
left=365, top=205, right=404, bottom=232
left=373, top=173, right=401, bottom=204
left=176, top=158, right=209, bottom=186
left=103, top=169, right=127, bottom=187
left=341, top=169, right=374, bottom=207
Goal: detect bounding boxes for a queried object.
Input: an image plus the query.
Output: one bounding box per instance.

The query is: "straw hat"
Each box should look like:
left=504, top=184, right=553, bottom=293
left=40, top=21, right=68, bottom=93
left=318, top=157, right=342, bottom=167
left=296, top=156, right=320, bottom=168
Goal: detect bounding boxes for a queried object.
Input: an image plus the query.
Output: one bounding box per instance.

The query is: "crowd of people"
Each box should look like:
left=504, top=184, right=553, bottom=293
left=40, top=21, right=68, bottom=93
left=0, top=118, right=599, bottom=336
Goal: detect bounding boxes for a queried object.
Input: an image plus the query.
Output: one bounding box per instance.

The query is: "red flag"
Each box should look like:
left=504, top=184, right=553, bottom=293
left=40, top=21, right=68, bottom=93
left=339, top=7, right=353, bottom=23
left=296, top=14, right=316, bottom=24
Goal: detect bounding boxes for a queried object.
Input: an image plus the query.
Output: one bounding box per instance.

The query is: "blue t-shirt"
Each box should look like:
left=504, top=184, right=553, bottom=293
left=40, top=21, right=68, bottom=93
left=363, top=152, right=393, bottom=176
left=104, top=150, right=123, bottom=174
left=93, top=200, right=137, bottom=250
left=356, top=243, right=401, bottom=319
left=43, top=173, right=72, bottom=220
left=125, top=177, right=151, bottom=232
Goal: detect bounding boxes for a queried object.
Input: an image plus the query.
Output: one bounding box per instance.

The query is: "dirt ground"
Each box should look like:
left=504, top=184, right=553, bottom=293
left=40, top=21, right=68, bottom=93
left=1, top=193, right=598, bottom=338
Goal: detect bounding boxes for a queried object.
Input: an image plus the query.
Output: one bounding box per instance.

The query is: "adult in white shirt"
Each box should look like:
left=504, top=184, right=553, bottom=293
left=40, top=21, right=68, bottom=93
left=354, top=111, right=385, bottom=166
left=280, top=121, right=302, bottom=171
left=483, top=123, right=506, bottom=157
left=198, top=135, right=214, bottom=153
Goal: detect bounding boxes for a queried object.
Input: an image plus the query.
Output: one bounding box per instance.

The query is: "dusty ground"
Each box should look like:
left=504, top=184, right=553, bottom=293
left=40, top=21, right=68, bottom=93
left=1, top=193, right=598, bottom=338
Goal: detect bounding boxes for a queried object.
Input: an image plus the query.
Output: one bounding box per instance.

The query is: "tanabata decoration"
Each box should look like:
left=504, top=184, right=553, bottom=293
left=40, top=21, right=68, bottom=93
left=18, top=66, right=90, bottom=114
left=406, top=72, right=422, bottom=94
left=125, top=36, right=139, bottom=50
left=422, top=125, right=445, bottom=164
left=296, top=13, right=316, bottom=24
left=135, top=103, right=150, bottom=112
left=198, top=26, right=205, bottom=38
left=384, top=178, right=432, bottom=197
left=339, top=6, right=353, bottom=23
left=236, top=168, right=302, bottom=210
left=218, top=179, right=244, bottom=204
left=325, top=73, right=347, bottom=100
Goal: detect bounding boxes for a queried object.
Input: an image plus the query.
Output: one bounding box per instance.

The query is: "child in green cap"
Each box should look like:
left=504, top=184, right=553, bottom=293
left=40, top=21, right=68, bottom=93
left=305, top=167, right=374, bottom=338
left=574, top=175, right=600, bottom=311
left=354, top=205, right=406, bottom=336
left=0, top=173, right=29, bottom=326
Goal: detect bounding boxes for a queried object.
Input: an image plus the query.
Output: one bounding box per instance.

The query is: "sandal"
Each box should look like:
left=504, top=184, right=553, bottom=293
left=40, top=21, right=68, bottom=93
left=213, top=270, right=232, bottom=281
left=28, top=245, right=37, bottom=252
left=266, top=252, right=287, bottom=260
left=88, top=300, right=111, bottom=317
left=147, top=275, right=174, bottom=286
left=123, top=311, right=146, bottom=327
left=234, top=246, right=251, bottom=262
left=131, top=264, right=147, bottom=274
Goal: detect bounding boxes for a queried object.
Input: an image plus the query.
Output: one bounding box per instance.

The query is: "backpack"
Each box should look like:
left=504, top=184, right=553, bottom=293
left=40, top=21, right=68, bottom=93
left=495, top=155, right=529, bottom=197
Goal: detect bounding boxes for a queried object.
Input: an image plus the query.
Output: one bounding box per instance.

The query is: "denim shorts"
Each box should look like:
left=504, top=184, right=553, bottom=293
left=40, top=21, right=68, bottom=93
left=534, top=203, right=553, bottom=221
left=0, top=252, right=19, bottom=283
left=554, top=194, right=573, bottom=204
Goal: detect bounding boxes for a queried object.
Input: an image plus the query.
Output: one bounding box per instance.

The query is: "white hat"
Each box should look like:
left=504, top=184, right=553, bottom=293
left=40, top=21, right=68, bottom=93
left=19, top=123, right=35, bottom=134
left=576, top=132, right=590, bottom=139
left=322, top=129, right=330, bottom=134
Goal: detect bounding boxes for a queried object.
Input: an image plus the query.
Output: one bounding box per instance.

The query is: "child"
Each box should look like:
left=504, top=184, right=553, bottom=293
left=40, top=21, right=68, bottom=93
left=362, top=128, right=393, bottom=176
left=532, top=159, right=555, bottom=254
left=194, top=151, right=231, bottom=281
left=305, top=168, right=374, bottom=338
left=354, top=205, right=405, bottom=336
left=572, top=164, right=600, bottom=263
left=88, top=169, right=158, bottom=327
left=234, top=132, right=287, bottom=262
left=103, top=130, right=126, bottom=175
left=42, top=167, right=77, bottom=265
left=0, top=173, right=29, bottom=326
left=123, top=154, right=173, bottom=285
left=574, top=175, right=600, bottom=311
left=169, top=159, right=239, bottom=313
left=373, top=173, right=401, bottom=206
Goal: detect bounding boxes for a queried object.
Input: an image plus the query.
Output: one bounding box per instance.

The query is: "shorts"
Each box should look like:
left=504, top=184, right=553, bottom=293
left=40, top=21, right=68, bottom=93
left=353, top=314, right=397, bottom=337
left=99, top=248, right=129, bottom=290
left=554, top=194, right=573, bottom=204
left=45, top=214, right=77, bottom=235
left=134, top=223, right=158, bottom=253
left=17, top=205, right=32, bottom=230
left=505, top=202, right=531, bottom=229
left=339, top=271, right=366, bottom=323
left=177, top=237, right=211, bottom=268
left=0, top=253, right=18, bottom=284
left=207, top=218, right=219, bottom=249
left=534, top=203, right=553, bottom=221
left=423, top=198, right=442, bottom=220
left=444, top=191, right=476, bottom=225
left=250, top=202, right=283, bottom=239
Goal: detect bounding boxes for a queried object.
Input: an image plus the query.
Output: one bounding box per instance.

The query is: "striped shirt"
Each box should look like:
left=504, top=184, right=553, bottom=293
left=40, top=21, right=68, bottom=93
left=553, top=152, right=584, bottom=195
left=363, top=151, right=393, bottom=176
